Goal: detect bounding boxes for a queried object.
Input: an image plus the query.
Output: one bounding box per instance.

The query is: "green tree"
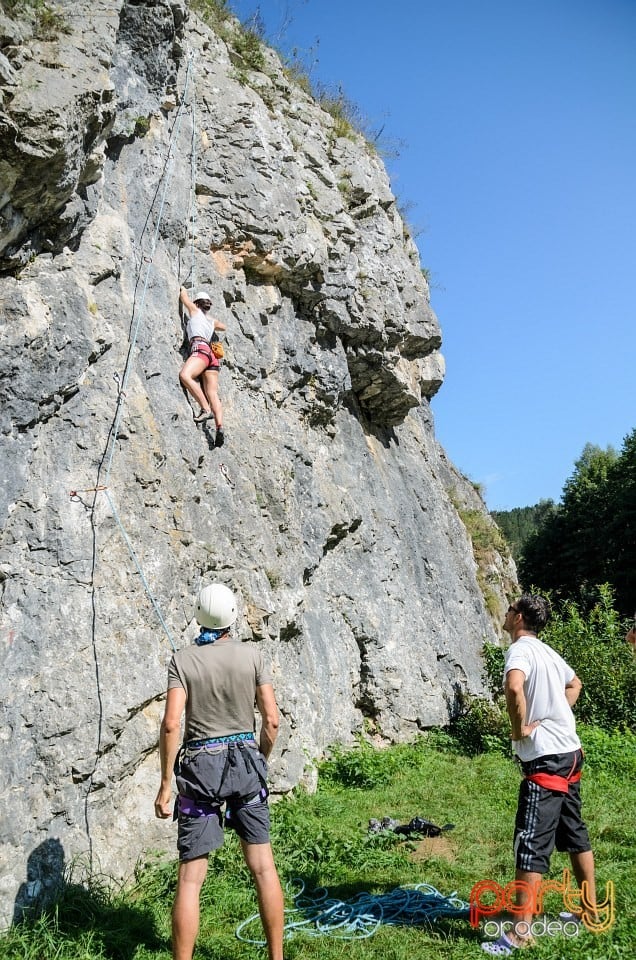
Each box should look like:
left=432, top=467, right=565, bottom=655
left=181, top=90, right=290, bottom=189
left=518, top=441, right=624, bottom=608
left=492, top=499, right=556, bottom=561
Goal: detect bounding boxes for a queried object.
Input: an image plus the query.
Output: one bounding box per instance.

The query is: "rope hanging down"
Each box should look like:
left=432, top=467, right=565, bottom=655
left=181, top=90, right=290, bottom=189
left=189, top=78, right=198, bottom=291
left=103, top=48, right=196, bottom=488
left=83, top=49, right=198, bottom=652
left=236, top=880, right=470, bottom=945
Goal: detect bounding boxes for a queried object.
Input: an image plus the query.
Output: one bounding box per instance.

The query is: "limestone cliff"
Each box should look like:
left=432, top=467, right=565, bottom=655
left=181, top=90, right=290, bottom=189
left=0, top=0, right=516, bottom=925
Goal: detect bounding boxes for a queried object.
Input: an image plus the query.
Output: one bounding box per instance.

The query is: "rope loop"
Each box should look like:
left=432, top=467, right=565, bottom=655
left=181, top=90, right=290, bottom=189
left=235, top=880, right=470, bottom=945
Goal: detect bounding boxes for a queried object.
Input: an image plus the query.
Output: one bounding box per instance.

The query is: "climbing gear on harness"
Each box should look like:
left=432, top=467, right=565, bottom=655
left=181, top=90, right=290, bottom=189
left=210, top=340, right=224, bottom=358
left=194, top=626, right=229, bottom=645
left=223, top=740, right=269, bottom=826
left=195, top=582, right=237, bottom=628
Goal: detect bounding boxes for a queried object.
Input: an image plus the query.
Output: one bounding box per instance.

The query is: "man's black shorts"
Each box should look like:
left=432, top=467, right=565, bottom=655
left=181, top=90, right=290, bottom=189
left=514, top=749, right=591, bottom=873
left=175, top=741, right=270, bottom=860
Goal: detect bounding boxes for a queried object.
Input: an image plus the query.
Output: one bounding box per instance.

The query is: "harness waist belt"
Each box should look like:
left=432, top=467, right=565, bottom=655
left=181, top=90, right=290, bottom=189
left=186, top=731, right=255, bottom=749
left=177, top=795, right=220, bottom=818
left=525, top=770, right=582, bottom=793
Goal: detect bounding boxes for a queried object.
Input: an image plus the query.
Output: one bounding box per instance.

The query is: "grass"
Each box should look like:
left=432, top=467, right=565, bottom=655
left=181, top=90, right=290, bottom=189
left=1, top=733, right=634, bottom=959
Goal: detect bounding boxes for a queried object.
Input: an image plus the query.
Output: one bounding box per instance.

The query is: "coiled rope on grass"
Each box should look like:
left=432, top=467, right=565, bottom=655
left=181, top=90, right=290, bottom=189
left=236, top=880, right=470, bottom=945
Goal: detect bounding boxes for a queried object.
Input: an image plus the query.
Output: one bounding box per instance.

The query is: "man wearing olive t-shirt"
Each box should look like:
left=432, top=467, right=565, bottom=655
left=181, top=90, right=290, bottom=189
left=154, top=584, right=284, bottom=960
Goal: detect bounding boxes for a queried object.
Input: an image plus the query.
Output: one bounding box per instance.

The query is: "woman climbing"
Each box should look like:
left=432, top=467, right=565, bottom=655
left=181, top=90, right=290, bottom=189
left=179, top=286, right=225, bottom=446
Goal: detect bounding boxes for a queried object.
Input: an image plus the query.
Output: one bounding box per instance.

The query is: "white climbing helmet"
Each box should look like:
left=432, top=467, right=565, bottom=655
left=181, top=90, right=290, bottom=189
left=194, top=290, right=212, bottom=303
left=195, top=582, right=238, bottom=629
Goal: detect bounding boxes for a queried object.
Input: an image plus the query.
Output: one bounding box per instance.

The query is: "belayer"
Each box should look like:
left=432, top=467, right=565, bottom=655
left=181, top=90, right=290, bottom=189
left=179, top=286, right=226, bottom=447
left=154, top=583, right=284, bottom=960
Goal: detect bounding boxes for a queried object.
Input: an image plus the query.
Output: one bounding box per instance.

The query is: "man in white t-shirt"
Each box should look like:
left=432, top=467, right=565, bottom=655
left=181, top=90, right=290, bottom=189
left=482, top=594, right=597, bottom=954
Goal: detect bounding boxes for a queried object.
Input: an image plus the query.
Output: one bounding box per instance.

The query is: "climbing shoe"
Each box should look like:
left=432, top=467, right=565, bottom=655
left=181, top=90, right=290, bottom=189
left=194, top=410, right=214, bottom=424
left=214, top=428, right=225, bottom=448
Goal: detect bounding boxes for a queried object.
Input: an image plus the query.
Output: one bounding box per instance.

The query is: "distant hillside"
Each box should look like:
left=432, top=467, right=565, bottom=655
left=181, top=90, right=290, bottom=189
left=491, top=500, right=556, bottom=562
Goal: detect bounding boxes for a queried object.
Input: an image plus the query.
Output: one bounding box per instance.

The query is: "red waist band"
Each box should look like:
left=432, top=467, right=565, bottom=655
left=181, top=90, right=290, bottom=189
left=525, top=770, right=581, bottom=793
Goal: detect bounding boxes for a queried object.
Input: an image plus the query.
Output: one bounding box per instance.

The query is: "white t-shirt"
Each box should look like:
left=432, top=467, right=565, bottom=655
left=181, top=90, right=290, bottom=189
left=186, top=306, right=215, bottom=342
left=504, top=635, right=581, bottom=761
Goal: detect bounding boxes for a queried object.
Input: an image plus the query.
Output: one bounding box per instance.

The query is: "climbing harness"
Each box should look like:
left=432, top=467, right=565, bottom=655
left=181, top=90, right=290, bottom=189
left=186, top=732, right=256, bottom=750
left=236, top=879, right=470, bottom=945
left=524, top=753, right=582, bottom=793
left=175, top=735, right=269, bottom=828
left=177, top=795, right=221, bottom=819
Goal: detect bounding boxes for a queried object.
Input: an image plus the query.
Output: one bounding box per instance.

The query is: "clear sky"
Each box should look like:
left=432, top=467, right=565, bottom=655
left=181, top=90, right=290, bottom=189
left=230, top=0, right=635, bottom=510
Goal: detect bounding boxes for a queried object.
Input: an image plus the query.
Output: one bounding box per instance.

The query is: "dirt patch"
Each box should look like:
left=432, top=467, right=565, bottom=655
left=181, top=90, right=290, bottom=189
left=409, top=835, right=457, bottom=863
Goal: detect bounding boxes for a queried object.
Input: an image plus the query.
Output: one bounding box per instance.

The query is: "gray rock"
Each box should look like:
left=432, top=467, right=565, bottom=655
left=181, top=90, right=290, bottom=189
left=0, top=0, right=516, bottom=926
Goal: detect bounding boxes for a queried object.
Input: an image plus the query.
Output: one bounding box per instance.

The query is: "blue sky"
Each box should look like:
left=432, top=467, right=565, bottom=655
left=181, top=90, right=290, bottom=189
left=230, top=0, right=635, bottom=510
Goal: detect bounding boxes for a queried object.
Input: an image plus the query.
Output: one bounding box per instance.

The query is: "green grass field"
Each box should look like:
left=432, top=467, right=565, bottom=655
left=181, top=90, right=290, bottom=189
left=1, top=728, right=634, bottom=959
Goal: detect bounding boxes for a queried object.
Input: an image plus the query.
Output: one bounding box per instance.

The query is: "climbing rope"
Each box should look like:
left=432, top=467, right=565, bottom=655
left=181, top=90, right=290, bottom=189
left=104, top=491, right=176, bottom=651
left=102, top=47, right=196, bottom=489
left=79, top=48, right=199, bottom=655
left=236, top=880, right=470, bottom=945
left=189, top=70, right=198, bottom=291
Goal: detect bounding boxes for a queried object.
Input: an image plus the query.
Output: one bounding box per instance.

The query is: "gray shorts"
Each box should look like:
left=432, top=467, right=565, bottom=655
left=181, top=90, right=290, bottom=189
left=175, top=740, right=270, bottom=861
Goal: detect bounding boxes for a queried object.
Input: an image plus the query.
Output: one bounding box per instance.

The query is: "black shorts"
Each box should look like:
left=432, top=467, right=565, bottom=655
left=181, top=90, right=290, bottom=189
left=175, top=741, right=270, bottom=861
left=514, top=750, right=591, bottom=873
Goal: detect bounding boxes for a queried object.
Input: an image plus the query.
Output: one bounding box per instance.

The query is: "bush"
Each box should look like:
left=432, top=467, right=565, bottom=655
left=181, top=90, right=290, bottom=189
left=578, top=724, right=636, bottom=777
left=450, top=587, right=636, bottom=757
left=318, top=736, right=403, bottom=788
left=449, top=696, right=510, bottom=756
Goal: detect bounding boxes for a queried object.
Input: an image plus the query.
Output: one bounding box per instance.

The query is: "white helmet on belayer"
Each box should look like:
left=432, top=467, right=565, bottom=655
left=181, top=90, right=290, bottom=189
left=196, top=583, right=237, bottom=629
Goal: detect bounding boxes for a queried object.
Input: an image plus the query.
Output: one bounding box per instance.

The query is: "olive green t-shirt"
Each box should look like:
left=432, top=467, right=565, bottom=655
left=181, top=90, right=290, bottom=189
left=167, top=640, right=273, bottom=741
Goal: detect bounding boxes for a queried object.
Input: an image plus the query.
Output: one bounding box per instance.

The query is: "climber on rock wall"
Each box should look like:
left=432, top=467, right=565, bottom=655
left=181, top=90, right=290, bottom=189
left=178, top=286, right=226, bottom=446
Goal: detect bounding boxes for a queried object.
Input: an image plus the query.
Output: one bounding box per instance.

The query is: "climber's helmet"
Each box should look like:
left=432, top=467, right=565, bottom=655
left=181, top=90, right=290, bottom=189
left=194, top=290, right=212, bottom=311
left=195, top=583, right=238, bottom=629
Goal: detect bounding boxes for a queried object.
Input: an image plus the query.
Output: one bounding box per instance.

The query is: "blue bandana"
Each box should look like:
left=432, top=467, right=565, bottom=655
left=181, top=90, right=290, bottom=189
left=194, top=627, right=227, bottom=646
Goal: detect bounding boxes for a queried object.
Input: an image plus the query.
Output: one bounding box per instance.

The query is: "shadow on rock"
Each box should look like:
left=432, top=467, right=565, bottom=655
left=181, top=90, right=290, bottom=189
left=11, top=840, right=168, bottom=959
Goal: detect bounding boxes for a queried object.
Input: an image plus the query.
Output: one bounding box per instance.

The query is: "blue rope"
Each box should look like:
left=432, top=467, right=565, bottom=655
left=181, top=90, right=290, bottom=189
left=189, top=66, right=198, bottom=290
left=104, top=492, right=177, bottom=651
left=103, top=49, right=195, bottom=487
left=235, top=880, right=470, bottom=945
left=96, top=51, right=197, bottom=651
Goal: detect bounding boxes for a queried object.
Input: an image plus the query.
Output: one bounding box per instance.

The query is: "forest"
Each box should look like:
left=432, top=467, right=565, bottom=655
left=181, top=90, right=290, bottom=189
left=493, top=428, right=636, bottom=619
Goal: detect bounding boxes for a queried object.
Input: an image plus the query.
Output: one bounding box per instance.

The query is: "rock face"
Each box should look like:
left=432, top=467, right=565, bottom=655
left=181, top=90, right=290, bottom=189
left=0, top=0, right=516, bottom=926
